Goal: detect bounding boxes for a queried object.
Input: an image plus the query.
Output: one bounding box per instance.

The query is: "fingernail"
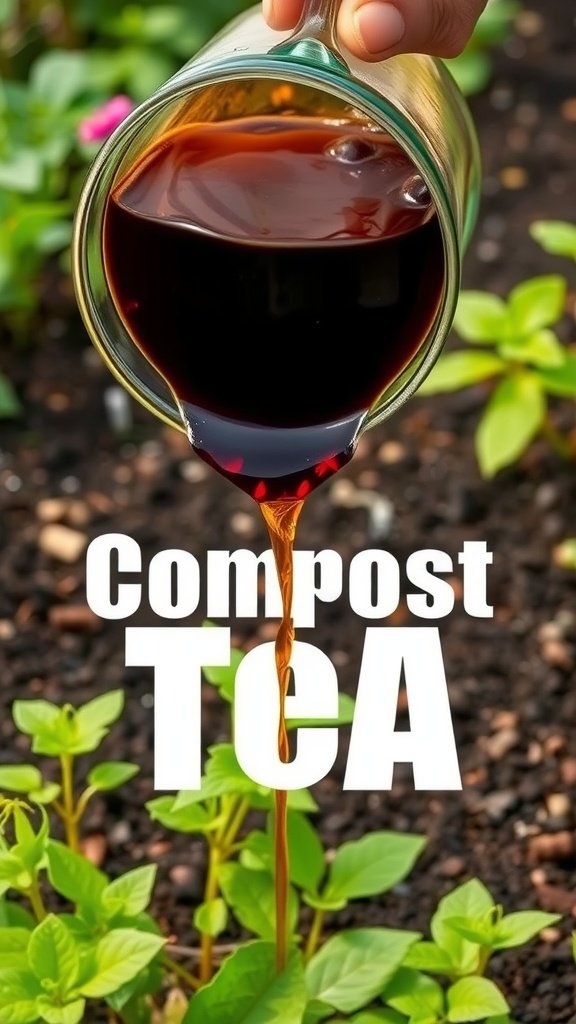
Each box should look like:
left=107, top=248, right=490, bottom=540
left=354, top=2, right=406, bottom=54
left=263, top=0, right=274, bottom=22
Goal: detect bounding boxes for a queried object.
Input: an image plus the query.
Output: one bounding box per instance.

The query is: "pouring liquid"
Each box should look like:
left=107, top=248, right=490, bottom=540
left=103, top=113, right=445, bottom=970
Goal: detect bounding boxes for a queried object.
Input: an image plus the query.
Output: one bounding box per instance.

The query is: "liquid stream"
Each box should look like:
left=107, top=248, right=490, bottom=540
left=103, top=113, right=445, bottom=971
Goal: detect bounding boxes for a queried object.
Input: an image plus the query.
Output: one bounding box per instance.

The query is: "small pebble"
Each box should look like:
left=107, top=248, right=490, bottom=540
left=180, top=460, right=208, bottom=484
left=482, top=728, right=520, bottom=761
left=39, top=524, right=88, bottom=563
left=81, top=834, right=107, bottom=867
left=480, top=789, right=518, bottom=822
left=562, top=98, right=576, bottom=122
left=230, top=511, right=257, bottom=538
left=542, top=639, right=572, bottom=669
left=60, top=476, right=81, bottom=495
left=516, top=9, right=544, bottom=36
left=546, top=793, right=571, bottom=819
left=438, top=855, right=466, bottom=879
left=529, top=831, right=576, bottom=864
left=560, top=757, right=576, bottom=786
left=500, top=166, right=528, bottom=189
left=110, top=821, right=132, bottom=845
left=48, top=605, right=101, bottom=633
left=377, top=441, right=406, bottom=465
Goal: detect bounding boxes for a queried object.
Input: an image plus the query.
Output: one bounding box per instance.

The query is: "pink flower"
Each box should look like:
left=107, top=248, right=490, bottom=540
left=78, top=95, right=135, bottom=145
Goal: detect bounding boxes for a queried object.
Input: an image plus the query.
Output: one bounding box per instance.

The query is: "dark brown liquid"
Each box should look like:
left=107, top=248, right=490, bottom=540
left=103, top=115, right=445, bottom=973
left=260, top=499, right=303, bottom=971
left=103, top=115, right=444, bottom=503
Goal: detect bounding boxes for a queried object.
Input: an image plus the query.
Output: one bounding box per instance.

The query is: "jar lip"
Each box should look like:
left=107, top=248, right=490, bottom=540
left=74, top=55, right=462, bottom=434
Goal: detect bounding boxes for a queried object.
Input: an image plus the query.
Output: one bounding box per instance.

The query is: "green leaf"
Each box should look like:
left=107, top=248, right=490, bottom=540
left=324, top=832, right=426, bottom=903
left=12, top=702, right=60, bottom=739
left=203, top=648, right=244, bottom=703
left=444, top=51, right=491, bottom=97
left=46, top=842, right=107, bottom=913
left=351, top=1012, right=406, bottom=1024
left=76, top=691, right=124, bottom=734
left=476, top=373, right=545, bottom=477
left=453, top=292, right=508, bottom=343
left=30, top=52, right=88, bottom=111
left=0, top=768, right=42, bottom=795
left=302, top=1000, right=334, bottom=1023
left=431, top=880, right=494, bottom=974
left=0, top=970, right=41, bottom=1023
left=0, top=902, right=35, bottom=931
left=88, top=762, right=139, bottom=792
left=383, top=967, right=445, bottom=1018
left=447, top=978, right=509, bottom=1022
left=531, top=221, right=576, bottom=261
left=0, top=930, right=30, bottom=973
left=13, top=807, right=48, bottom=874
left=403, top=941, right=455, bottom=975
left=418, top=351, right=505, bottom=395
left=493, top=911, right=561, bottom=950
left=28, top=916, right=78, bottom=990
left=508, top=276, right=566, bottom=333
left=79, top=930, right=165, bottom=998
left=283, top=812, right=325, bottom=893
left=102, top=865, right=156, bottom=919
left=302, top=892, right=348, bottom=913
left=194, top=899, right=228, bottom=939
left=444, top=916, right=495, bottom=947
left=0, top=151, right=42, bottom=194
left=0, top=0, right=16, bottom=28
left=306, top=929, right=419, bottom=1014
left=174, top=745, right=261, bottom=809
left=287, top=693, right=357, bottom=729
left=0, top=377, right=22, bottom=420
left=146, top=796, right=213, bottom=834
left=184, top=942, right=306, bottom=1023
left=536, top=354, right=576, bottom=397
left=498, top=329, right=566, bottom=368
left=219, top=864, right=297, bottom=940
left=29, top=785, right=61, bottom=806
left=35, top=998, right=85, bottom=1024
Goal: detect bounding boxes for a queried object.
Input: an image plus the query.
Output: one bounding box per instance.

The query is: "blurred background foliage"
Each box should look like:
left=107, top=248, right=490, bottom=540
left=0, top=0, right=519, bottom=335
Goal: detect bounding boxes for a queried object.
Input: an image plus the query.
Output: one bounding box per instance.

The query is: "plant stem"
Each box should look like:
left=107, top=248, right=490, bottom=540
left=60, top=754, right=79, bottom=851
left=27, top=878, right=47, bottom=922
left=163, top=955, right=201, bottom=992
left=475, top=946, right=491, bottom=976
left=221, top=798, right=251, bottom=854
left=542, top=415, right=574, bottom=460
left=199, top=842, right=221, bottom=985
left=304, top=909, right=325, bottom=962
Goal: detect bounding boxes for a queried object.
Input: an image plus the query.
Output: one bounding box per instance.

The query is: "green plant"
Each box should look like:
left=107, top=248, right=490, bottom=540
left=443, top=0, right=520, bottom=96
left=0, top=0, right=255, bottom=331
left=531, top=221, right=576, bottom=262
left=2, top=690, right=139, bottom=852
left=0, top=642, right=562, bottom=1022
left=419, top=273, right=576, bottom=475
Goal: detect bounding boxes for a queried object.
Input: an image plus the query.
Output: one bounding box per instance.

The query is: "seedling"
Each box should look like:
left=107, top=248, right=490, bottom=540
left=0, top=640, right=563, bottom=1022
left=419, top=273, right=576, bottom=475
left=531, top=221, right=576, bottom=262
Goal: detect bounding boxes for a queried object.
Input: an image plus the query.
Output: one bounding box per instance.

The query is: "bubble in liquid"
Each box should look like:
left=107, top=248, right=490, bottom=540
left=401, top=173, right=432, bottom=208
left=325, top=135, right=382, bottom=164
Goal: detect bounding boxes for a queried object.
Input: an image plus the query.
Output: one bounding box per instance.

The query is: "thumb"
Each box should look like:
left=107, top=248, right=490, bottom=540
left=336, top=0, right=488, bottom=61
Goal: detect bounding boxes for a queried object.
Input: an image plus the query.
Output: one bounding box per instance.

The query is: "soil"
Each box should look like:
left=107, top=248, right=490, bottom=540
left=1, top=1, right=576, bottom=1021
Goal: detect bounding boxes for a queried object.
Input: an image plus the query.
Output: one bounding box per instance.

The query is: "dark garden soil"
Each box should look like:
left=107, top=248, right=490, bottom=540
left=1, top=1, right=576, bottom=1021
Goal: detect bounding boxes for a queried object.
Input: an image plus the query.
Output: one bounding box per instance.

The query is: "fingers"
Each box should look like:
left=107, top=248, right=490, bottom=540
left=263, top=0, right=306, bottom=31
left=339, top=0, right=488, bottom=60
left=263, top=0, right=488, bottom=61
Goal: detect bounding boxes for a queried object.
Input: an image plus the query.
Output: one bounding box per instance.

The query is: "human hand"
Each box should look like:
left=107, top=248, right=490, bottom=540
left=263, top=0, right=488, bottom=61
